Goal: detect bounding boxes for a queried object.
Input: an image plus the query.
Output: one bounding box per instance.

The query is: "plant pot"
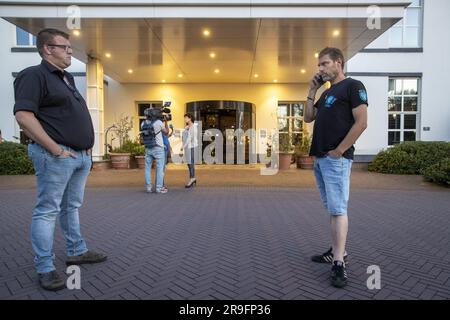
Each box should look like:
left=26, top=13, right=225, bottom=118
left=279, top=153, right=293, bottom=170
left=109, top=153, right=131, bottom=169
left=135, top=155, right=146, bottom=169
left=297, top=155, right=314, bottom=170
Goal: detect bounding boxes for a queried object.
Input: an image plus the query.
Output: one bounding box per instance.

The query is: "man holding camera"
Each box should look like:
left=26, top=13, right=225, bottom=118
left=141, top=108, right=169, bottom=193
left=304, top=47, right=368, bottom=288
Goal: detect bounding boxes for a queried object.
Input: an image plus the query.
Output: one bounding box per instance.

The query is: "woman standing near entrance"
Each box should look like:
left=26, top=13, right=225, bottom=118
left=182, top=113, right=198, bottom=188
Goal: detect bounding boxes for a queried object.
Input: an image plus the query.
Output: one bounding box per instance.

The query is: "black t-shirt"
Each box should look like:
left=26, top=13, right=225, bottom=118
left=13, top=60, right=94, bottom=151
left=309, top=77, right=368, bottom=160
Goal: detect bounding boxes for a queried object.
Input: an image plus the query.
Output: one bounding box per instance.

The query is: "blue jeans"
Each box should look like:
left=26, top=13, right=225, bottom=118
left=28, top=143, right=91, bottom=273
left=145, top=146, right=165, bottom=191
left=185, top=147, right=196, bottom=178
left=313, top=155, right=353, bottom=216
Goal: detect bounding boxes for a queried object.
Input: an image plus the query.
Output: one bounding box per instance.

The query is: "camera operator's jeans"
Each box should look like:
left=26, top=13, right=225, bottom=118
left=28, top=143, right=90, bottom=274
left=145, top=146, right=165, bottom=191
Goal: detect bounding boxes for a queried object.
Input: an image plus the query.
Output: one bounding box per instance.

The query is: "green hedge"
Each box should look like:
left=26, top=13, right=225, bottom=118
left=422, top=158, right=450, bottom=187
left=368, top=141, right=450, bottom=175
left=0, top=142, right=34, bottom=175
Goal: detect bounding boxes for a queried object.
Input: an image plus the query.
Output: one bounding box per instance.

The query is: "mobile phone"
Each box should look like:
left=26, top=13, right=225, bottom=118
left=317, top=75, right=325, bottom=85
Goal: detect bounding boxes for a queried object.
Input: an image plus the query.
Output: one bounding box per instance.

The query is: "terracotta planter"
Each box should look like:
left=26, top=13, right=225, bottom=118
left=279, top=153, right=293, bottom=170
left=297, top=155, right=314, bottom=170
left=135, top=155, right=146, bottom=169
left=109, top=153, right=131, bottom=169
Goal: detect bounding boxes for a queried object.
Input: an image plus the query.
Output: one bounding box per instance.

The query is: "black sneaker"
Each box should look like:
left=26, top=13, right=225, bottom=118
left=311, top=247, right=348, bottom=264
left=331, top=261, right=348, bottom=288
left=38, top=270, right=65, bottom=291
left=66, top=250, right=107, bottom=265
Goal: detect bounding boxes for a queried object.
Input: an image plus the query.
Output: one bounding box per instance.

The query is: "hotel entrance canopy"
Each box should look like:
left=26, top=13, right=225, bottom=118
left=1, top=0, right=410, bottom=83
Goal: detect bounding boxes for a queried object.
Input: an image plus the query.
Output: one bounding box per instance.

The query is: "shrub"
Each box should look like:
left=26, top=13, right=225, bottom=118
left=422, top=158, right=450, bottom=187
left=0, top=142, right=34, bottom=175
left=369, top=141, right=450, bottom=175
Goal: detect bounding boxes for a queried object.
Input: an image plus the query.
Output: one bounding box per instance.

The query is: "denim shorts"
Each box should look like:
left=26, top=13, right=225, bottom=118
left=313, top=155, right=353, bottom=216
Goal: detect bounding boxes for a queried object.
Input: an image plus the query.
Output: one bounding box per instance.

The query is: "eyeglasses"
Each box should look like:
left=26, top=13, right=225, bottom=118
left=47, top=44, right=72, bottom=53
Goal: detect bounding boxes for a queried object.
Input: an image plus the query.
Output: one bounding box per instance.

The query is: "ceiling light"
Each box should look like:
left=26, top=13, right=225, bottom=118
left=72, top=30, right=80, bottom=37
left=162, top=80, right=166, bottom=83
left=214, top=69, right=220, bottom=73
left=314, top=53, right=319, bottom=58
left=301, top=69, right=306, bottom=74
left=105, top=53, right=111, bottom=58
left=203, top=29, right=211, bottom=37
left=128, top=69, right=133, bottom=74
left=273, top=79, right=278, bottom=83
left=209, top=52, right=216, bottom=58
left=333, top=30, right=340, bottom=37
left=178, top=74, right=183, bottom=78
left=254, top=74, right=259, bottom=78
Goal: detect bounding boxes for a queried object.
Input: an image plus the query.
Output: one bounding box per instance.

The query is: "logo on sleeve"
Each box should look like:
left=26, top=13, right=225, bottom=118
left=359, top=89, right=368, bottom=102
left=325, top=95, right=337, bottom=108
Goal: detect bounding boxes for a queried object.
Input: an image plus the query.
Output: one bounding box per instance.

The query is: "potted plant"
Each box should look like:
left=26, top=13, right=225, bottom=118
left=109, top=115, right=133, bottom=169
left=278, top=133, right=294, bottom=170
left=295, top=129, right=314, bottom=170
left=132, top=140, right=146, bottom=169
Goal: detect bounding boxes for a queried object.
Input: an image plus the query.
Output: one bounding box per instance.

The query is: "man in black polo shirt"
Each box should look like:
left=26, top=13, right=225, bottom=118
left=304, top=47, right=368, bottom=288
left=14, top=28, right=107, bottom=291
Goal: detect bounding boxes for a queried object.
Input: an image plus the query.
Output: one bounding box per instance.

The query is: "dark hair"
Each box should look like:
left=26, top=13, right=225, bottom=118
left=319, top=47, right=345, bottom=70
left=37, top=28, right=70, bottom=58
left=184, top=113, right=195, bottom=122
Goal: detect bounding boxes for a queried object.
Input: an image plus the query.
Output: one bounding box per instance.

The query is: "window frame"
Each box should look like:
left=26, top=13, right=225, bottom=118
left=13, top=26, right=36, bottom=47
left=135, top=101, right=163, bottom=131
left=277, top=101, right=306, bottom=148
left=389, top=0, right=424, bottom=48
left=387, top=78, right=422, bottom=146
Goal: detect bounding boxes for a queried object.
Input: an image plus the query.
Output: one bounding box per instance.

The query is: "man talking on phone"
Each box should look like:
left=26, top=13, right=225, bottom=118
left=304, top=47, right=368, bottom=288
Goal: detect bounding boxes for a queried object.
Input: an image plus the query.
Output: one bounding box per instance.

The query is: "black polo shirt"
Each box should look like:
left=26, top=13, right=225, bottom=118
left=309, top=77, right=368, bottom=160
left=13, top=59, right=94, bottom=151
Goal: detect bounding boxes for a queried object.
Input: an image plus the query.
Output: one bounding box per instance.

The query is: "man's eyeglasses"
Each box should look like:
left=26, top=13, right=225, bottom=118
left=47, top=44, right=72, bottom=53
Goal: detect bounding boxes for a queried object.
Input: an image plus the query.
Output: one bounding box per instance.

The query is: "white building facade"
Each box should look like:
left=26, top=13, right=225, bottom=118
left=0, top=0, right=448, bottom=163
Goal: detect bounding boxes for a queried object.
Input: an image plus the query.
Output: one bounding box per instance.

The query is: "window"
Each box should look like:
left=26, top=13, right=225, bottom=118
left=277, top=102, right=305, bottom=147
left=388, top=78, right=420, bottom=145
left=15, top=26, right=36, bottom=47
left=136, top=101, right=163, bottom=129
left=389, top=0, right=423, bottom=47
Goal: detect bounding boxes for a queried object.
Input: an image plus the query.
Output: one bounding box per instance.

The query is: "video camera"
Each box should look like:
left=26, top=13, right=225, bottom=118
left=144, top=101, right=172, bottom=122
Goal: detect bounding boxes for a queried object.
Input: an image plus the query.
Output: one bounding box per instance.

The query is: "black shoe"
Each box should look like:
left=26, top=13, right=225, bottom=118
left=66, top=250, right=107, bottom=265
left=38, top=270, right=65, bottom=291
left=331, top=261, right=348, bottom=288
left=311, top=247, right=348, bottom=264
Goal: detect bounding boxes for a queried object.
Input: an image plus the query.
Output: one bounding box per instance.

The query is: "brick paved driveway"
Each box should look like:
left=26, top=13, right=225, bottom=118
left=0, top=168, right=449, bottom=300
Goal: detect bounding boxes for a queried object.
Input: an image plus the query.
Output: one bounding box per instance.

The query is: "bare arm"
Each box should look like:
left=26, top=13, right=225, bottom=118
left=15, top=111, right=76, bottom=158
left=329, top=104, right=368, bottom=157
left=304, top=74, right=323, bottom=123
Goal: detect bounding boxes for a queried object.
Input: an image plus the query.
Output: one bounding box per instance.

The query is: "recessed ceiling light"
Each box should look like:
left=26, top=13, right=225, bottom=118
left=162, top=79, right=166, bottom=83
left=333, top=30, right=340, bottom=37
left=203, top=29, right=211, bottom=37
left=214, top=69, right=220, bottom=73
left=254, top=74, right=259, bottom=78
left=209, top=52, right=216, bottom=58
left=128, top=69, right=133, bottom=74
left=314, top=53, right=319, bottom=58
left=273, top=79, right=278, bottom=83
left=301, top=69, right=306, bottom=74
left=105, top=53, right=111, bottom=58
left=72, top=30, right=80, bottom=36
left=178, top=74, right=183, bottom=78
